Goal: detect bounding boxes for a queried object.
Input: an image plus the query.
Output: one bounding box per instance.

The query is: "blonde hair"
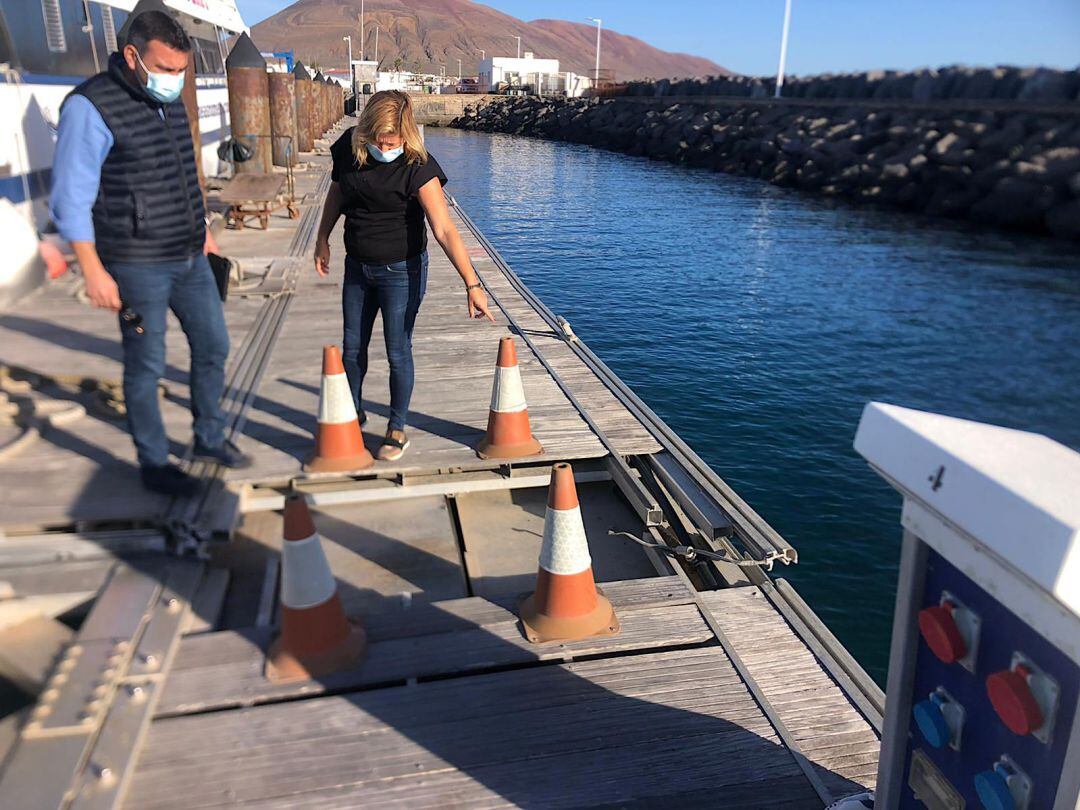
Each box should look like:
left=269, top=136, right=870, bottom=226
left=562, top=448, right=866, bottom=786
left=351, top=90, right=427, bottom=166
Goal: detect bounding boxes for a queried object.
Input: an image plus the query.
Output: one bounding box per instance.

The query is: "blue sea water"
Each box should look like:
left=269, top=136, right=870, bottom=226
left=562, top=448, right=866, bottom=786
left=426, top=128, right=1080, bottom=683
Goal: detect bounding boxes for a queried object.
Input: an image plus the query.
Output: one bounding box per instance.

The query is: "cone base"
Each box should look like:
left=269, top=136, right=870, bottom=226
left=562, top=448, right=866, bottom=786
left=303, top=450, right=375, bottom=473
left=265, top=619, right=367, bottom=683
left=518, top=590, right=620, bottom=644
left=476, top=435, right=544, bottom=460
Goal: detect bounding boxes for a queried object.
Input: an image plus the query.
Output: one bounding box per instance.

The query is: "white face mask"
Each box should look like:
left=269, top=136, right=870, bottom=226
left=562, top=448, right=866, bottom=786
left=134, top=49, right=185, bottom=103
left=367, top=142, right=404, bottom=163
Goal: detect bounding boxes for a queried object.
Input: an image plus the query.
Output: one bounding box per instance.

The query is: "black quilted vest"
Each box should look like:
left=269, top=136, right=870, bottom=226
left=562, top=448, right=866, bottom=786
left=68, top=53, right=205, bottom=264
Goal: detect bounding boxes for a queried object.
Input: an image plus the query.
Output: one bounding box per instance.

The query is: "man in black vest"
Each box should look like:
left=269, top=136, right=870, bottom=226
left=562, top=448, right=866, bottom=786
left=49, top=11, right=251, bottom=496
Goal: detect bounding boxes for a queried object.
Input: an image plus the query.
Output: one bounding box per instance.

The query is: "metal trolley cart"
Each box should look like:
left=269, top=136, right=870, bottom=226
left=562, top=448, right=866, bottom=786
left=217, top=135, right=300, bottom=230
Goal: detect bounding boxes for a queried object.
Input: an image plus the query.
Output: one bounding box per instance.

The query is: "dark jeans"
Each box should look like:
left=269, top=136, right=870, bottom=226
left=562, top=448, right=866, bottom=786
left=107, top=253, right=229, bottom=468
left=342, top=252, right=428, bottom=431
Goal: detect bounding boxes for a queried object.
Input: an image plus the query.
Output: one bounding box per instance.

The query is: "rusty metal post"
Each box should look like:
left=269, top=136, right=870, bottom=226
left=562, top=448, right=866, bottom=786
left=316, top=78, right=326, bottom=135
left=292, top=62, right=314, bottom=153
left=226, top=33, right=271, bottom=174
left=268, top=71, right=297, bottom=167
left=322, top=75, right=334, bottom=132
left=325, top=79, right=335, bottom=130
left=313, top=71, right=328, bottom=136
left=324, top=78, right=334, bottom=131
left=315, top=73, right=328, bottom=136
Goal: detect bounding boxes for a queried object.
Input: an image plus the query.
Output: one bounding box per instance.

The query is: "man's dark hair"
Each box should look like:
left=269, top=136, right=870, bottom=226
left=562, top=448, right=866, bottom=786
left=125, top=10, right=192, bottom=54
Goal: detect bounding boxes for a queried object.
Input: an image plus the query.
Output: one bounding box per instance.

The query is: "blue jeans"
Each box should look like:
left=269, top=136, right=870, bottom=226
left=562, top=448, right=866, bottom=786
left=342, top=252, right=428, bottom=431
left=106, top=253, right=229, bottom=468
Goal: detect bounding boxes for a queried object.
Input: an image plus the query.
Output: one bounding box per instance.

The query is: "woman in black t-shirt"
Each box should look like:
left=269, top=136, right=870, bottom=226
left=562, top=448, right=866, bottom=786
left=315, top=91, right=494, bottom=461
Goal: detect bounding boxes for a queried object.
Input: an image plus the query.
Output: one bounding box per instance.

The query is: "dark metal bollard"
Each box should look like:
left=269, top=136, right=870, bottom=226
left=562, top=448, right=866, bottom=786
left=268, top=71, right=298, bottom=167
left=293, top=62, right=315, bottom=153
left=226, top=33, right=271, bottom=174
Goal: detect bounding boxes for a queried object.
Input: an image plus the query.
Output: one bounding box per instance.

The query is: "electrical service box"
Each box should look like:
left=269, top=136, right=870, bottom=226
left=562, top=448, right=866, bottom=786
left=855, top=403, right=1080, bottom=810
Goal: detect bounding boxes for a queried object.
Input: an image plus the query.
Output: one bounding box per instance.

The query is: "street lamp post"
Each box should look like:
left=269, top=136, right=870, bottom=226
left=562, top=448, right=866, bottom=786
left=360, top=0, right=364, bottom=61
left=775, top=0, right=793, bottom=98
left=374, top=24, right=379, bottom=65
left=586, top=17, right=602, bottom=83
left=342, top=35, right=353, bottom=97
left=457, top=58, right=462, bottom=79
left=514, top=36, right=521, bottom=59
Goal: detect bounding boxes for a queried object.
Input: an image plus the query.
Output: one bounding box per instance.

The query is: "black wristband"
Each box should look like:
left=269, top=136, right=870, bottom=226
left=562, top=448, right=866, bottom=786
left=466, top=282, right=482, bottom=291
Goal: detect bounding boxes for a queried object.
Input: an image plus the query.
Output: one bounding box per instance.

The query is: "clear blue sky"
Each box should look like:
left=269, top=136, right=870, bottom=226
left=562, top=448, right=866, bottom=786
left=237, top=0, right=1080, bottom=76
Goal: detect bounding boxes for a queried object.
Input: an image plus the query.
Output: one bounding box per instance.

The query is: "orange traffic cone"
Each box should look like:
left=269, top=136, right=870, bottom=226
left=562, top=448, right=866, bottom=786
left=266, top=495, right=366, bottom=682
left=305, top=345, right=374, bottom=472
left=476, top=336, right=543, bottom=459
left=518, top=463, right=620, bottom=643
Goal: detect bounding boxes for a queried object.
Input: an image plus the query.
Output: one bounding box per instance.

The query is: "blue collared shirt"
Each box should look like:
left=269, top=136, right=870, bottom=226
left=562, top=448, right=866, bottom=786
left=49, top=95, right=115, bottom=243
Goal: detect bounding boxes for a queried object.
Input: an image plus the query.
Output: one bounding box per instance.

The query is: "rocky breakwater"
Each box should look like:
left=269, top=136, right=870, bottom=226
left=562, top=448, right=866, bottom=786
left=451, top=97, right=1080, bottom=238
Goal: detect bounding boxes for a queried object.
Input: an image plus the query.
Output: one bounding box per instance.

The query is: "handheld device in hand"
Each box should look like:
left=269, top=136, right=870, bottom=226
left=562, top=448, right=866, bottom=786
left=119, top=302, right=144, bottom=334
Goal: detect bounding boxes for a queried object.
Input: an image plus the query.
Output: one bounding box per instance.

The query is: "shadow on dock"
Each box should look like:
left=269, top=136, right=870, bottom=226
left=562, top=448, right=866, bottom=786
left=122, top=508, right=869, bottom=808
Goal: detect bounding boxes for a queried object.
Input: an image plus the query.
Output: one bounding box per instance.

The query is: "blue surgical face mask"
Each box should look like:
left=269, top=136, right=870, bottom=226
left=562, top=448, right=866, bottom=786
left=134, top=50, right=185, bottom=103
left=367, top=142, right=404, bottom=163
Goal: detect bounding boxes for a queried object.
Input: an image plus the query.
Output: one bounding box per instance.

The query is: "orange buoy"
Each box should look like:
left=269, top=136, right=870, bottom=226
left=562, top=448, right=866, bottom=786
left=476, top=336, right=543, bottom=459
left=518, top=463, right=619, bottom=643
left=266, top=494, right=366, bottom=682
left=304, top=345, right=374, bottom=473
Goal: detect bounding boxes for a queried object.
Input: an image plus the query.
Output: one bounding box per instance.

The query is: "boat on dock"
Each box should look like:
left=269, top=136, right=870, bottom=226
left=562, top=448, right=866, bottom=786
left=1, top=0, right=243, bottom=233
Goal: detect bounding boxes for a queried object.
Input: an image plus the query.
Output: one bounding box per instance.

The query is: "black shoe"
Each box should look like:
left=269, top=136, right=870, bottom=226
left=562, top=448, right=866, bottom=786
left=192, top=438, right=254, bottom=469
left=140, top=464, right=199, bottom=497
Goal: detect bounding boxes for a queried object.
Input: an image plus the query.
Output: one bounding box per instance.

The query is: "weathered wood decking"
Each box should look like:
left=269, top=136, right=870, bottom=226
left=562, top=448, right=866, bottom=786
left=130, top=578, right=873, bottom=809
left=0, top=126, right=879, bottom=809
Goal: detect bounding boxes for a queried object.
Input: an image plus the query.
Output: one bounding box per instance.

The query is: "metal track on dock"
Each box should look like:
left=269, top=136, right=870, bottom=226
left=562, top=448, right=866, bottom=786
left=164, top=167, right=332, bottom=544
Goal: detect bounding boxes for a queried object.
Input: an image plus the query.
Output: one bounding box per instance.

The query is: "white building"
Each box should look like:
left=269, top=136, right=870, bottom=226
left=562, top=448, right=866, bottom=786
left=478, top=53, right=559, bottom=94
left=374, top=72, right=411, bottom=92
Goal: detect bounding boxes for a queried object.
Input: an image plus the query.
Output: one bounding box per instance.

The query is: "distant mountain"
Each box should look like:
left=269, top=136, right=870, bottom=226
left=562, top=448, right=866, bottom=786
left=250, top=0, right=728, bottom=82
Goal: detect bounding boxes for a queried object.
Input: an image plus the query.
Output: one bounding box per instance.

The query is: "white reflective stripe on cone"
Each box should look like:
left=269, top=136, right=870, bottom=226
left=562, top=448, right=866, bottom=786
left=490, top=365, right=527, bottom=413
left=280, top=533, right=338, bottom=609
left=538, top=506, right=592, bottom=575
left=319, top=372, right=359, bottom=424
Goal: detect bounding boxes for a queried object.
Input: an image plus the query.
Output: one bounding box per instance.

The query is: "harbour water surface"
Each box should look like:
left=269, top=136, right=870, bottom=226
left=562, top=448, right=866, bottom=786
left=427, top=127, right=1080, bottom=682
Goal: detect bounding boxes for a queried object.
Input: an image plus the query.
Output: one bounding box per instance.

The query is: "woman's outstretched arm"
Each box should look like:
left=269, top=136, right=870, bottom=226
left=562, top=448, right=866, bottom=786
left=417, top=178, right=495, bottom=322
left=314, top=181, right=344, bottom=277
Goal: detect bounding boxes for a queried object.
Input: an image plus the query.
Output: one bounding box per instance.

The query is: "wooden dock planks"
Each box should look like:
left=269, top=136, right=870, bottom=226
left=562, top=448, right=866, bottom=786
left=702, top=587, right=880, bottom=797
left=131, top=575, right=878, bottom=807
left=155, top=578, right=712, bottom=717
left=128, top=645, right=819, bottom=809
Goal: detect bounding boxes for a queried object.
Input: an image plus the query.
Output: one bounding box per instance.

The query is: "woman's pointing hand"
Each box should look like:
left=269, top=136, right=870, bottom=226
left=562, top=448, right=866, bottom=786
left=467, top=286, right=495, bottom=322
